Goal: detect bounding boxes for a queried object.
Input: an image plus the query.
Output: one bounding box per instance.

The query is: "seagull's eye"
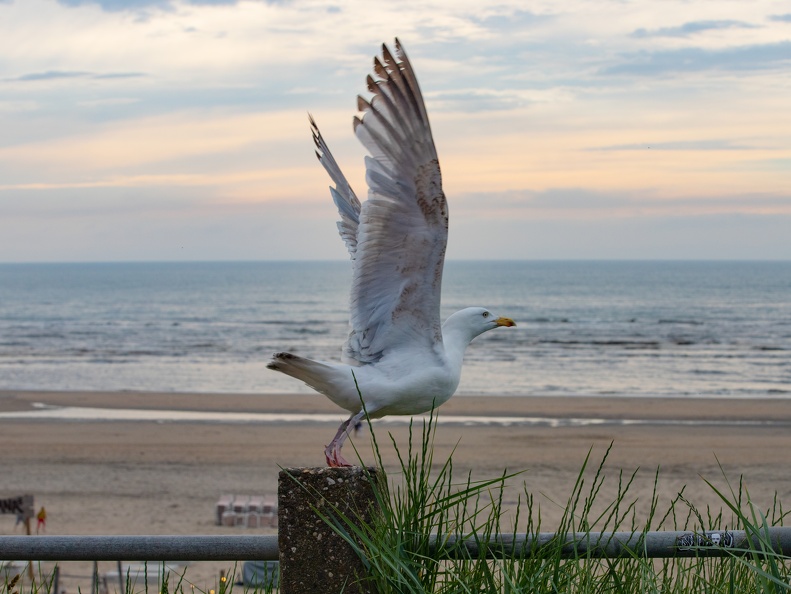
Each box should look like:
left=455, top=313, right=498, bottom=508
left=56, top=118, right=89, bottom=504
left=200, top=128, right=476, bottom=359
left=482, top=312, right=489, bottom=318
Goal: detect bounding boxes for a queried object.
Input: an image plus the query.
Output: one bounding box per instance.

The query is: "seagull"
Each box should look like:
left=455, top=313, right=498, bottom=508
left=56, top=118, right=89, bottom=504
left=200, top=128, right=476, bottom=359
left=267, top=40, right=515, bottom=467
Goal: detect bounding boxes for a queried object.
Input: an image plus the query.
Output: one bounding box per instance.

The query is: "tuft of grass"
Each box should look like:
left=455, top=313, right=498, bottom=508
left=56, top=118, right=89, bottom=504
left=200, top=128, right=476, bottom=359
left=317, top=408, right=791, bottom=593
left=0, top=562, right=275, bottom=594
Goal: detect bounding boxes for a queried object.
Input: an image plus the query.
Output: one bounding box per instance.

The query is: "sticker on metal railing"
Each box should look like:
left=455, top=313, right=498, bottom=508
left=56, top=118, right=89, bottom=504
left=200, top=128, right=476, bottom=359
left=676, top=531, right=736, bottom=550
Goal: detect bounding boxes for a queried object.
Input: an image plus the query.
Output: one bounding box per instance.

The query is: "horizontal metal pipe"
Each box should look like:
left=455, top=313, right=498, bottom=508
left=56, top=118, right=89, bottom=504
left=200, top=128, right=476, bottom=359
left=2, top=528, right=790, bottom=562
left=437, top=528, right=791, bottom=559
left=0, top=535, right=279, bottom=561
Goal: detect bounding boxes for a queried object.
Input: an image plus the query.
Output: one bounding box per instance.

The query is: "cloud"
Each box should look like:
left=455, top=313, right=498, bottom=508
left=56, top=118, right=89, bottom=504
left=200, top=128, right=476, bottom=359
left=454, top=188, right=791, bottom=219
left=451, top=211, right=791, bottom=260
left=729, top=158, right=791, bottom=172
left=93, top=72, right=146, bottom=80
left=57, top=0, right=281, bottom=11
left=631, top=20, right=758, bottom=38
left=0, top=107, right=328, bottom=206
left=57, top=0, right=170, bottom=11
left=472, top=8, right=550, bottom=32
left=9, top=70, right=90, bottom=82
left=4, top=185, right=789, bottom=262
left=5, top=70, right=146, bottom=83
left=768, top=13, right=791, bottom=22
left=77, top=97, right=141, bottom=108
left=602, top=41, right=791, bottom=76
left=589, top=140, right=762, bottom=151
left=426, top=88, right=529, bottom=112
left=0, top=185, right=344, bottom=262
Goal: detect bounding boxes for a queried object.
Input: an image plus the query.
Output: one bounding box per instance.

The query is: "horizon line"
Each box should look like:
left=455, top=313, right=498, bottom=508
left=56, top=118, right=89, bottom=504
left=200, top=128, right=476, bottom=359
left=2, top=257, right=790, bottom=266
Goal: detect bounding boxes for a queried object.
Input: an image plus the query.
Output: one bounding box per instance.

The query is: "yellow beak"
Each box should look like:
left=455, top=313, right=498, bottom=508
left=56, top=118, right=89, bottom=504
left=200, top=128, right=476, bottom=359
left=495, top=317, right=516, bottom=327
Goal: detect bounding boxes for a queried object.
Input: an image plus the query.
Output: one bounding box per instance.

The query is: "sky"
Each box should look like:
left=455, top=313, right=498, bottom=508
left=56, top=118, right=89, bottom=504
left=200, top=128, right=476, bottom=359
left=1, top=0, right=790, bottom=262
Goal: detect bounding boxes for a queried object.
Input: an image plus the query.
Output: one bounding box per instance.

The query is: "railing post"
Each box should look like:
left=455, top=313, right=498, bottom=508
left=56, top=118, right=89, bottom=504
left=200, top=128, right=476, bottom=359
left=278, top=467, right=380, bottom=594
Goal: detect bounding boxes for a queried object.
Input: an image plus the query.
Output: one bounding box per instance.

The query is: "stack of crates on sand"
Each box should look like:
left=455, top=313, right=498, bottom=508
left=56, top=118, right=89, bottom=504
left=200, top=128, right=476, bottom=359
left=215, top=494, right=277, bottom=528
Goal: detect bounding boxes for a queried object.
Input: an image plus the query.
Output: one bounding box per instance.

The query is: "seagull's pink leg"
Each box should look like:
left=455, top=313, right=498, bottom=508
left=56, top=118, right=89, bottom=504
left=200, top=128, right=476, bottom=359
left=325, top=410, right=366, bottom=467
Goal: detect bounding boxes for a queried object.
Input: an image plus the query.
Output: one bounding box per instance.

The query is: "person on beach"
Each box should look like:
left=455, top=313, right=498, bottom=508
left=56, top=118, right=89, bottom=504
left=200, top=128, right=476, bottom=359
left=36, top=506, right=46, bottom=534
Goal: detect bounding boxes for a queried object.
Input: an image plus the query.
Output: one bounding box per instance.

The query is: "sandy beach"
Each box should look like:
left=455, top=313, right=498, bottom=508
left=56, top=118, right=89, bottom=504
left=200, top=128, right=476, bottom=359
left=2, top=390, right=791, bottom=592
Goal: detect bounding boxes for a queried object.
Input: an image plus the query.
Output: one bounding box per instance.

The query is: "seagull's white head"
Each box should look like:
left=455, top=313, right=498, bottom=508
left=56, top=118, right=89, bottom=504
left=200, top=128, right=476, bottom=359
left=443, top=307, right=516, bottom=344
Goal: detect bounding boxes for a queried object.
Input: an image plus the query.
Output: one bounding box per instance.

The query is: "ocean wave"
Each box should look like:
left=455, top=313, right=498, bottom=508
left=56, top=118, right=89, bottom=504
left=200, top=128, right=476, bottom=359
left=288, top=327, right=331, bottom=335
left=525, top=317, right=570, bottom=323
left=18, top=331, right=67, bottom=339
left=187, top=343, right=229, bottom=350
left=538, top=339, right=661, bottom=349
left=254, top=319, right=330, bottom=326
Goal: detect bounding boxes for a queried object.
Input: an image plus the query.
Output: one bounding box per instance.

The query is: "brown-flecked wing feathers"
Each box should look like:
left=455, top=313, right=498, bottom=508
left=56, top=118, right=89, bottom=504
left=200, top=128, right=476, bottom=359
left=342, top=40, right=448, bottom=365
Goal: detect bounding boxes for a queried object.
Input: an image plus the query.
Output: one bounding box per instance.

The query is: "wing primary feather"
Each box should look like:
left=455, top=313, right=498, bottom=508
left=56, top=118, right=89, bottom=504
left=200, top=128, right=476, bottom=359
left=358, top=95, right=409, bottom=152
left=382, top=45, right=432, bottom=155
left=373, top=54, right=388, bottom=79
left=356, top=98, right=415, bottom=173
left=309, top=114, right=362, bottom=260
left=363, top=77, right=414, bottom=151
left=394, top=39, right=432, bottom=133
left=371, top=58, right=416, bottom=137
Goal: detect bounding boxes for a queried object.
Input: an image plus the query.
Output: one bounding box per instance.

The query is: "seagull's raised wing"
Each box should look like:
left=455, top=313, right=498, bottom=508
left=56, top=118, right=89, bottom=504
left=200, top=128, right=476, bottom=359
left=311, top=116, right=362, bottom=260
left=342, top=39, right=448, bottom=366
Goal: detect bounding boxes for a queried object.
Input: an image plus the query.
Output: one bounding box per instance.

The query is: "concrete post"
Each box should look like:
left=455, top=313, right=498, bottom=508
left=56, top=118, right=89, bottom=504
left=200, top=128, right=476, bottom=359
left=278, top=467, right=381, bottom=594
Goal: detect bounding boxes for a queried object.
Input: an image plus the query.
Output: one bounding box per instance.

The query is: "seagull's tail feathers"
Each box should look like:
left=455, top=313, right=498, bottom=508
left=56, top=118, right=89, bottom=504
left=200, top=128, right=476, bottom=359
left=309, top=115, right=361, bottom=261
left=267, top=352, right=344, bottom=397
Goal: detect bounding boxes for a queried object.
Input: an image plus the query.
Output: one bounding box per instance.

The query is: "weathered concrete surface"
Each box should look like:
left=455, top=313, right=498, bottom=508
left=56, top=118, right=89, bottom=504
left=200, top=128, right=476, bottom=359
left=278, top=466, right=381, bottom=594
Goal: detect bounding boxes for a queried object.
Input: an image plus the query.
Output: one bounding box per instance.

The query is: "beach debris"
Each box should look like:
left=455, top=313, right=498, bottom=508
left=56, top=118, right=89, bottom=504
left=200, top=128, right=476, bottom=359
left=216, top=494, right=277, bottom=528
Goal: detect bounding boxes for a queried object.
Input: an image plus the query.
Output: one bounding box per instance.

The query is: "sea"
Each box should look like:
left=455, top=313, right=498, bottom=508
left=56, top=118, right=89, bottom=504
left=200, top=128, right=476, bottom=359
left=0, top=260, right=789, bottom=399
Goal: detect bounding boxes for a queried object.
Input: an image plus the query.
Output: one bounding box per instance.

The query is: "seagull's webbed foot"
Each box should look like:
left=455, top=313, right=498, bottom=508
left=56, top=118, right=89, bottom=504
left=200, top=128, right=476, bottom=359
left=324, top=444, right=352, bottom=468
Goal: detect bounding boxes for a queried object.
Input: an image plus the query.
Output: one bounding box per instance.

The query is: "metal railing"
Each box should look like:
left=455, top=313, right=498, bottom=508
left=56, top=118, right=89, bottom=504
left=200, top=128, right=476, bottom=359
left=0, top=535, right=279, bottom=561
left=3, top=528, right=791, bottom=562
